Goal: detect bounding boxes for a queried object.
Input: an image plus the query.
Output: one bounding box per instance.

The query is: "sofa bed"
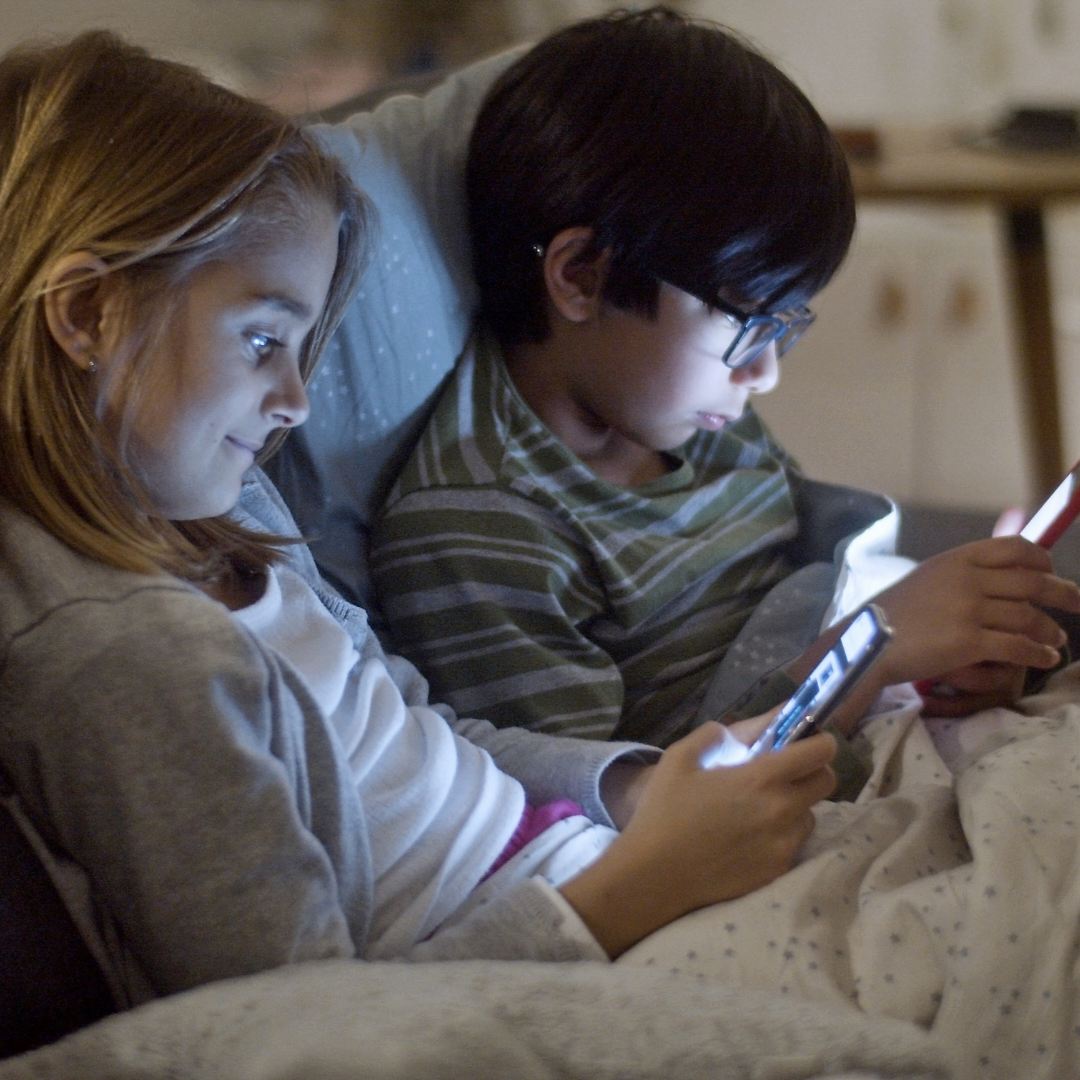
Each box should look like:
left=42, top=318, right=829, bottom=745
left=0, top=45, right=1063, bottom=1080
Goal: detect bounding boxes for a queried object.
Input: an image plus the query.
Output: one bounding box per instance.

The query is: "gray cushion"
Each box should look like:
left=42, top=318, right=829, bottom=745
left=266, top=48, right=525, bottom=610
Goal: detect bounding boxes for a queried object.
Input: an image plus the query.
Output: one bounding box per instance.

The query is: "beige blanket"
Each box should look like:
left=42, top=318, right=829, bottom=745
left=14, top=673, right=1080, bottom=1080
left=621, top=671, right=1080, bottom=1080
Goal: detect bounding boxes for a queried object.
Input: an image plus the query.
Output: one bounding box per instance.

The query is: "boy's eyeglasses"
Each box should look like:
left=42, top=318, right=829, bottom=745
left=713, top=299, right=816, bottom=370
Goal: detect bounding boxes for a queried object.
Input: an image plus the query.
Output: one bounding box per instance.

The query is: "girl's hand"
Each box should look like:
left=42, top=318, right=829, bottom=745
left=598, top=713, right=777, bottom=829
left=559, top=722, right=836, bottom=958
left=599, top=761, right=654, bottom=831
left=872, top=536, right=1080, bottom=688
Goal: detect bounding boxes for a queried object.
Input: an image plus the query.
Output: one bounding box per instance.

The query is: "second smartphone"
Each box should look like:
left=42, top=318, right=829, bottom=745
left=701, top=603, right=893, bottom=769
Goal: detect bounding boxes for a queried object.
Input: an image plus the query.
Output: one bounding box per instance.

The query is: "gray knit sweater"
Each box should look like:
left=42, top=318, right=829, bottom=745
left=0, top=470, right=656, bottom=1005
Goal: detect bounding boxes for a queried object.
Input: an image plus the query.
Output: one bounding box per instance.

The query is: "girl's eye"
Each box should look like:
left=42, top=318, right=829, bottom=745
left=247, top=332, right=279, bottom=360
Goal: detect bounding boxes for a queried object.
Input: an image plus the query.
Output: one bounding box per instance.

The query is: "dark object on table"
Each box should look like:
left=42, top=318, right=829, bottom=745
left=833, top=126, right=881, bottom=163
left=971, top=106, right=1080, bottom=154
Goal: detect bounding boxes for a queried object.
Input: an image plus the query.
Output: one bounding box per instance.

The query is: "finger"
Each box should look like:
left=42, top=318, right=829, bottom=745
left=1040, top=577, right=1080, bottom=612
left=725, top=707, right=781, bottom=746
left=673, top=721, right=727, bottom=758
left=754, top=731, right=837, bottom=780
left=969, top=565, right=1080, bottom=610
left=966, top=628, right=1061, bottom=670
left=674, top=721, right=756, bottom=771
left=966, top=598, right=1067, bottom=647
left=965, top=535, right=1055, bottom=570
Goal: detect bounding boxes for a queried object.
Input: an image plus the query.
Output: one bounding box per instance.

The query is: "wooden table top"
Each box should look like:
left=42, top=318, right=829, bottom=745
left=847, top=128, right=1080, bottom=203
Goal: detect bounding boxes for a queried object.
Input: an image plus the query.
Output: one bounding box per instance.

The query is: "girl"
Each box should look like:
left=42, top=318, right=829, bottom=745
left=0, top=31, right=837, bottom=1006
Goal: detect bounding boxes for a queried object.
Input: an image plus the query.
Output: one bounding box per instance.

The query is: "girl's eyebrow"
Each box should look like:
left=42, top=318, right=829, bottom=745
left=251, top=293, right=314, bottom=320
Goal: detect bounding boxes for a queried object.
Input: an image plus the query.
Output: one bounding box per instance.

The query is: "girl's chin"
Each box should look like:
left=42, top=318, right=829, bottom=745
left=154, top=478, right=243, bottom=521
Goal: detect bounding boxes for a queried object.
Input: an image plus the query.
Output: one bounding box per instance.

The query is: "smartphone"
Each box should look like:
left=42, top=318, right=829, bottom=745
left=701, top=604, right=893, bottom=769
left=1020, top=457, right=1080, bottom=548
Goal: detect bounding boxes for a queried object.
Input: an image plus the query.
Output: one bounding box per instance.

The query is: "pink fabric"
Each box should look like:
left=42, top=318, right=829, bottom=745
left=482, top=799, right=585, bottom=881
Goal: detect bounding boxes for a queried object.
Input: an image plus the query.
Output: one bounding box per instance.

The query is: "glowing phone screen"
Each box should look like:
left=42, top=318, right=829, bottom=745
left=1020, top=462, right=1080, bottom=548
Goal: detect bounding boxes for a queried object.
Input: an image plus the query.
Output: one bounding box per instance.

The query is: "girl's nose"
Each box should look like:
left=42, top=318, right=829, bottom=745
left=730, top=342, right=780, bottom=394
left=267, top=357, right=311, bottom=428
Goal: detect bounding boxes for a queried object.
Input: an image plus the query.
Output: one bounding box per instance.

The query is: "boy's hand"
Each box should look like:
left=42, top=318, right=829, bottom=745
left=559, top=722, right=836, bottom=957
left=873, top=536, right=1080, bottom=688
left=917, top=661, right=1027, bottom=717
left=913, top=507, right=1064, bottom=717
left=786, top=536, right=1080, bottom=737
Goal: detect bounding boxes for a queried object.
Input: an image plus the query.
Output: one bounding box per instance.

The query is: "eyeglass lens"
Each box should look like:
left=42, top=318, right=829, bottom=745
left=777, top=314, right=814, bottom=356
left=730, top=321, right=777, bottom=367
left=728, top=311, right=814, bottom=368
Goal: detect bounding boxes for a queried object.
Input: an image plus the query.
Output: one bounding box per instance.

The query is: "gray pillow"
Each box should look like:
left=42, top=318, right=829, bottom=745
left=266, top=48, right=525, bottom=610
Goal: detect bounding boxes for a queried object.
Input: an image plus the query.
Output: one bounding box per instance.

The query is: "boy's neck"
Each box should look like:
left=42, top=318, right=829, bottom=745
left=503, top=337, right=674, bottom=489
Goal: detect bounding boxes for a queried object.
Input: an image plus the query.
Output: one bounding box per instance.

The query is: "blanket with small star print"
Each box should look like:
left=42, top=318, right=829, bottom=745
left=619, top=667, right=1080, bottom=1080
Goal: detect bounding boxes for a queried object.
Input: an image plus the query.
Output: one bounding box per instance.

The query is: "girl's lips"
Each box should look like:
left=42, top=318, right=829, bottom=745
left=226, top=435, right=261, bottom=456
left=696, top=412, right=732, bottom=432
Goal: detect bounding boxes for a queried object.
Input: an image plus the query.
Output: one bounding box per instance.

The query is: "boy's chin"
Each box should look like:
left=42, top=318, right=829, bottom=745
left=656, top=429, right=698, bottom=453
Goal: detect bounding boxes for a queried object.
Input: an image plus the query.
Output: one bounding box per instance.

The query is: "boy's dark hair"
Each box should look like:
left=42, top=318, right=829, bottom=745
left=467, top=6, right=856, bottom=346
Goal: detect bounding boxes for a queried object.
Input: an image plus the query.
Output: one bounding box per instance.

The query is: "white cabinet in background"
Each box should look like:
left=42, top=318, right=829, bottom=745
left=754, top=204, right=1033, bottom=512
left=1047, top=202, right=1080, bottom=468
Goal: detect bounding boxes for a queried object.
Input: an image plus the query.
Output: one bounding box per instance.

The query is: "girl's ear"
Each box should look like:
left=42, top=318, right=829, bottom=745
left=42, top=252, right=112, bottom=372
left=542, top=227, right=611, bottom=324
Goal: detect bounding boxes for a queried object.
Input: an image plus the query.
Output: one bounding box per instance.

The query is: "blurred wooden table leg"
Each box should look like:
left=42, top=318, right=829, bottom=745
left=1003, top=204, right=1064, bottom=498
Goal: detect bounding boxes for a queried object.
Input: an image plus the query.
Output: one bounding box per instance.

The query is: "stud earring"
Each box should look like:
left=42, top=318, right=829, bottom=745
left=87, top=357, right=98, bottom=374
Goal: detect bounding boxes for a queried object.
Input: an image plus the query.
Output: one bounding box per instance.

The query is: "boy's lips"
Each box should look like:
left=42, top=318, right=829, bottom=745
left=695, top=412, right=734, bottom=431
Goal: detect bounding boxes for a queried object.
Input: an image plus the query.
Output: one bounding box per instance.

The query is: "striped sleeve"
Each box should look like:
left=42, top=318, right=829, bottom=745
left=371, top=485, right=624, bottom=740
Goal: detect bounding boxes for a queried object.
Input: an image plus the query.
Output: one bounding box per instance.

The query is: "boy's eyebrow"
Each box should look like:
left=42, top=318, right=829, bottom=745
left=251, top=293, right=314, bottom=319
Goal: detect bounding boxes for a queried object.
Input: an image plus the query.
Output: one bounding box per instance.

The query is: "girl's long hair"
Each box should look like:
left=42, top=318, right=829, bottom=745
left=0, top=31, right=368, bottom=581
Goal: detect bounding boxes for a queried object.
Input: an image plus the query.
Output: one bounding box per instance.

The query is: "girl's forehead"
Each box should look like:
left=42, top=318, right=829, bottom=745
left=195, top=216, right=339, bottom=317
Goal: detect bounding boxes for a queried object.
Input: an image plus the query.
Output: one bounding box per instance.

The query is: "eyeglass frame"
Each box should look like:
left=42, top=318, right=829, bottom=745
left=528, top=240, right=815, bottom=369
left=711, top=297, right=816, bottom=370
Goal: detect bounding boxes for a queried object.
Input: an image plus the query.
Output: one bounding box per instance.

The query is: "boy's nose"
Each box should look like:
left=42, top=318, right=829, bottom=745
left=731, top=342, right=780, bottom=394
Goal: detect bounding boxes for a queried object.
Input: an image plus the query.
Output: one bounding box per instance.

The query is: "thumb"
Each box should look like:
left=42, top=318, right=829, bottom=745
left=993, top=506, right=1027, bottom=537
left=673, top=721, right=759, bottom=769
left=675, top=721, right=729, bottom=759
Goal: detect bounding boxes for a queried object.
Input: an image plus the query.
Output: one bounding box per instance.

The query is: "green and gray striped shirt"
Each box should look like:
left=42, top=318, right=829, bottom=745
left=371, top=331, right=801, bottom=745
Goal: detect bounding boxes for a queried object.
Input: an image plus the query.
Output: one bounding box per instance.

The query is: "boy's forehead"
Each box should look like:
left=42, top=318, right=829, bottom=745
left=714, top=287, right=763, bottom=314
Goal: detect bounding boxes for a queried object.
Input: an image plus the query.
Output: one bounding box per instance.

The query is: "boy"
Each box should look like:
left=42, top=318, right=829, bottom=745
left=370, top=8, right=1070, bottom=749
